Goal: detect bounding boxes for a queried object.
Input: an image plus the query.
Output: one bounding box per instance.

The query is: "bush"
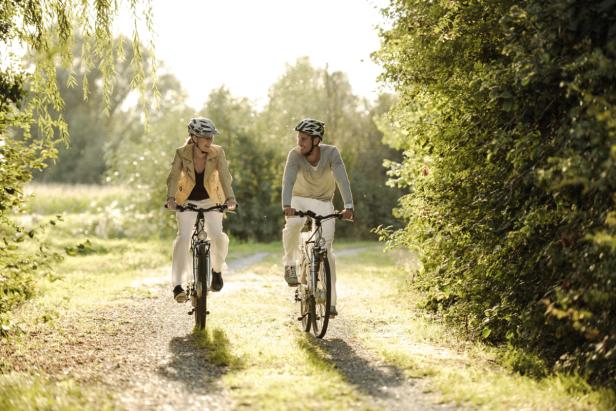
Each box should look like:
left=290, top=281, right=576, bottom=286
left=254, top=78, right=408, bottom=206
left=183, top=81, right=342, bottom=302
left=376, top=0, right=616, bottom=385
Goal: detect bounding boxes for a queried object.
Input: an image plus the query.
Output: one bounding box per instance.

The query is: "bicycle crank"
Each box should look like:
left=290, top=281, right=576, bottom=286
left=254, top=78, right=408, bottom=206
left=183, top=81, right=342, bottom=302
left=187, top=309, right=210, bottom=315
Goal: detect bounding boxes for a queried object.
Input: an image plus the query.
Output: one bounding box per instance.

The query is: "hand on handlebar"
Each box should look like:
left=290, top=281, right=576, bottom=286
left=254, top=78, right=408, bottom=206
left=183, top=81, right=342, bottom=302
left=226, top=199, right=238, bottom=211
left=283, top=206, right=296, bottom=217
left=341, top=208, right=354, bottom=221
left=165, top=198, right=177, bottom=210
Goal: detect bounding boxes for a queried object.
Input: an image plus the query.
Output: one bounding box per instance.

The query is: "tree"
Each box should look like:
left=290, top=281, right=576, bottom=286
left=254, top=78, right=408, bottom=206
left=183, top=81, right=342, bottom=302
left=1, top=0, right=154, bottom=328
left=200, top=87, right=282, bottom=241
left=375, top=0, right=616, bottom=384
left=105, top=72, right=193, bottom=237
left=32, top=36, right=157, bottom=183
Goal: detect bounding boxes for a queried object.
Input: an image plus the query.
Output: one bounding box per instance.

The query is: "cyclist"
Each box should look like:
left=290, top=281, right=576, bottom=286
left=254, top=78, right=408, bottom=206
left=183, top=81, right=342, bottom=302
left=166, top=117, right=237, bottom=303
left=281, top=118, right=354, bottom=317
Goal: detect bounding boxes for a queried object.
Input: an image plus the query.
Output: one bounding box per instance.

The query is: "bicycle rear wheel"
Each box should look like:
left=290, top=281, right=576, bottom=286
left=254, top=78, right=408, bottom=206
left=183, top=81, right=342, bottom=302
left=195, top=245, right=209, bottom=330
left=311, top=256, right=331, bottom=338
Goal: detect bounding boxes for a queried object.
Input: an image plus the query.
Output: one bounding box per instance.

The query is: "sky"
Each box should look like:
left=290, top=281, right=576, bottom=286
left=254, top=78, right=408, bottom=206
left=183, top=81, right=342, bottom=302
left=117, top=0, right=390, bottom=110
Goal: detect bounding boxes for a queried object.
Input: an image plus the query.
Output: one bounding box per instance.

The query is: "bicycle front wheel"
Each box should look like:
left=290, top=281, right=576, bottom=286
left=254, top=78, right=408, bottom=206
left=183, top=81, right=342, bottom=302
left=299, top=284, right=311, bottom=332
left=311, top=256, right=331, bottom=338
left=195, top=245, right=209, bottom=330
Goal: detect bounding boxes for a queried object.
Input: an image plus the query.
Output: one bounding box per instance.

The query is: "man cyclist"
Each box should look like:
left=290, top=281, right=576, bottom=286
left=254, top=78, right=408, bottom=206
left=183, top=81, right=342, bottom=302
left=166, top=117, right=237, bottom=302
left=281, top=118, right=354, bottom=317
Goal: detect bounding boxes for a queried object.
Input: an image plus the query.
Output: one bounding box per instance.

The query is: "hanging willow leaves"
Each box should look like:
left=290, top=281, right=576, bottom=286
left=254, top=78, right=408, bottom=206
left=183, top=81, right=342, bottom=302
left=0, top=0, right=156, bottom=330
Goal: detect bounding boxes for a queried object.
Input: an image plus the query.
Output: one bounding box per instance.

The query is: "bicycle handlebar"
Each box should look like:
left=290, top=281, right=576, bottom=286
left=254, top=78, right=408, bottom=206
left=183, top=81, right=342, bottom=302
left=293, top=210, right=344, bottom=221
left=165, top=203, right=229, bottom=213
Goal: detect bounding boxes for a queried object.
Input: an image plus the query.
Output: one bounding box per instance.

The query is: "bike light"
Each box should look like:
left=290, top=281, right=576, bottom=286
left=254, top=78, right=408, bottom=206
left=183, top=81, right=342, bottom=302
left=197, top=230, right=208, bottom=241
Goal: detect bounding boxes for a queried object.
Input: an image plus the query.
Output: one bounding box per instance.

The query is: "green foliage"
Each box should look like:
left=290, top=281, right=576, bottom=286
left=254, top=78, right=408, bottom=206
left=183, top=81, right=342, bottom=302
left=33, top=36, right=157, bottom=183
left=108, top=58, right=402, bottom=241
left=376, top=0, right=616, bottom=385
left=105, top=73, right=194, bottom=237
left=1, top=1, right=154, bottom=328
left=201, top=87, right=282, bottom=241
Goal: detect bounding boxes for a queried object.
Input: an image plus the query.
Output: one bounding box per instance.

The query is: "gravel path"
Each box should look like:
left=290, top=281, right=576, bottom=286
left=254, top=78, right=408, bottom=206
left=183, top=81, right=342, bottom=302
left=3, top=249, right=458, bottom=410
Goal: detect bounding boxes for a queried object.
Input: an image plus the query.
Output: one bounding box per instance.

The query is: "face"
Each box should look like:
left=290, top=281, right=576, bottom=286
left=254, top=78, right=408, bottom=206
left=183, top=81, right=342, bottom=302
left=296, top=132, right=319, bottom=155
left=192, top=134, right=213, bottom=151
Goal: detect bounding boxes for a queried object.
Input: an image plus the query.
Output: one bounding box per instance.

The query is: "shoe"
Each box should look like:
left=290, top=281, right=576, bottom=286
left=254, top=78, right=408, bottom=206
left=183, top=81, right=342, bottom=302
left=211, top=271, right=223, bottom=292
left=173, top=285, right=187, bottom=303
left=330, top=306, right=338, bottom=317
left=284, top=265, right=299, bottom=287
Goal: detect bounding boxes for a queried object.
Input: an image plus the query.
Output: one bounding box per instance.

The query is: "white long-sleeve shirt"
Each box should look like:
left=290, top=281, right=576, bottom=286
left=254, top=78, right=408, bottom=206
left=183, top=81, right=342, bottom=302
left=281, top=144, right=354, bottom=209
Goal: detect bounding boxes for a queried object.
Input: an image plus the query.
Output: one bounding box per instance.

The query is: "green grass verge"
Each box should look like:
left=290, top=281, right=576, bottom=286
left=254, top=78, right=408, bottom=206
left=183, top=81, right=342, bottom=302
left=337, top=248, right=616, bottom=411
left=0, top=373, right=117, bottom=411
left=24, top=183, right=131, bottom=215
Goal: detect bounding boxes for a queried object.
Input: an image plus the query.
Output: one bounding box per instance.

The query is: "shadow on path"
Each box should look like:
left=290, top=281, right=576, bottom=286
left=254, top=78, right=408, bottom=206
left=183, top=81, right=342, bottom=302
left=297, top=333, right=408, bottom=399
left=158, top=326, right=240, bottom=393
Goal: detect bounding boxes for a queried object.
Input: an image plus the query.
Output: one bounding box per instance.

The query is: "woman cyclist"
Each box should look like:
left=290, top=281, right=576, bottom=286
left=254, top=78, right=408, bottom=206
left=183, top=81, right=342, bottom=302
left=165, top=117, right=237, bottom=302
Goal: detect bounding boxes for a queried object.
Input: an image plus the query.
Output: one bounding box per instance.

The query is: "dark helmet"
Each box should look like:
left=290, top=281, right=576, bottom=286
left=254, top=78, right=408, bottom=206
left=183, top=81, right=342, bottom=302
left=295, top=118, right=325, bottom=139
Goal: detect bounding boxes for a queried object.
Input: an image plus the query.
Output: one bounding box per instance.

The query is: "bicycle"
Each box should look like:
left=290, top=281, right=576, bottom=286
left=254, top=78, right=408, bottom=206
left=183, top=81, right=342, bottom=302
left=293, top=210, right=345, bottom=339
left=168, top=203, right=229, bottom=330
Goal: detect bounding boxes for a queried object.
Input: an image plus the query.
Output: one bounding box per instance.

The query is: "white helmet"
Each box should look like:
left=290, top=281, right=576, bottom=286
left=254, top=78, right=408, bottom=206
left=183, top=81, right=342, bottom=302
left=188, top=117, right=219, bottom=137
left=295, top=118, right=325, bottom=139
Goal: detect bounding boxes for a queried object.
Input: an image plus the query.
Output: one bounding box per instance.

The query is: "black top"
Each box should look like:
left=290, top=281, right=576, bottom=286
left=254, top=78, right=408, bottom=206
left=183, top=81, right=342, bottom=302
left=188, top=170, right=210, bottom=200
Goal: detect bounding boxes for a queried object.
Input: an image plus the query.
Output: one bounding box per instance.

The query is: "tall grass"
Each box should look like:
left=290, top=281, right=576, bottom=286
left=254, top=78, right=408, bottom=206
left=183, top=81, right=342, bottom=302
left=22, top=183, right=167, bottom=239
left=25, top=183, right=131, bottom=215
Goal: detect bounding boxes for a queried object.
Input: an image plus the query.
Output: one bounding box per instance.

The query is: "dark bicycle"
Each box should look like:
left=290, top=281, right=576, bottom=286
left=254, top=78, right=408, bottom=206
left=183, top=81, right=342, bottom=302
left=169, top=203, right=229, bottom=330
left=293, top=210, right=346, bottom=339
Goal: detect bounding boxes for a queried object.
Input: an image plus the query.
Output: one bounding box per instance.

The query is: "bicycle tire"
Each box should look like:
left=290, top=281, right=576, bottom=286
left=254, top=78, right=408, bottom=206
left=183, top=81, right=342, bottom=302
left=311, top=256, right=331, bottom=338
left=299, top=284, right=311, bottom=332
left=195, top=244, right=209, bottom=330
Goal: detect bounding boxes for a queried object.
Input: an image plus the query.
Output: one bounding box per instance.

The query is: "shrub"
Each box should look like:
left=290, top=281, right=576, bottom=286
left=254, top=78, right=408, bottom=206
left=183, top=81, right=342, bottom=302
left=376, top=0, right=616, bottom=385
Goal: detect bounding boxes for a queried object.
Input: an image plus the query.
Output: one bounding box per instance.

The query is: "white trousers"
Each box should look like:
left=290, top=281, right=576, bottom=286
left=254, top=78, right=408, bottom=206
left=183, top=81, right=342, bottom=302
left=282, top=196, right=338, bottom=305
left=171, top=199, right=229, bottom=287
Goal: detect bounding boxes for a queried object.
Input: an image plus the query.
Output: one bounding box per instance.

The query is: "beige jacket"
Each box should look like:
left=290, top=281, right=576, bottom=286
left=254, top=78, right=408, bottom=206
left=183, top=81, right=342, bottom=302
left=166, top=142, right=235, bottom=205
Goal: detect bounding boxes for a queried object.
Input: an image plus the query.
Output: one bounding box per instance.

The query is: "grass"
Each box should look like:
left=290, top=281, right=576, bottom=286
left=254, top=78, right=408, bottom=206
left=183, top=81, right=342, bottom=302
left=336, top=247, right=616, bottom=411
left=0, top=373, right=117, bottom=411
left=24, top=183, right=131, bottom=215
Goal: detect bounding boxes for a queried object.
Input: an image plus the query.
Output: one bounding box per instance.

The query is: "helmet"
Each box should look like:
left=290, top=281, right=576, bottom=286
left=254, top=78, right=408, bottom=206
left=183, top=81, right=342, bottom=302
left=188, top=117, right=219, bottom=137
left=294, top=118, right=325, bottom=139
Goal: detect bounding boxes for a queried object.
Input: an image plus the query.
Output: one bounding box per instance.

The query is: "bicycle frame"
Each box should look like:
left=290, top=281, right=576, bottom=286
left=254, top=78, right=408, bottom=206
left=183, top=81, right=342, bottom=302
left=191, top=209, right=212, bottom=299
left=301, top=219, right=327, bottom=297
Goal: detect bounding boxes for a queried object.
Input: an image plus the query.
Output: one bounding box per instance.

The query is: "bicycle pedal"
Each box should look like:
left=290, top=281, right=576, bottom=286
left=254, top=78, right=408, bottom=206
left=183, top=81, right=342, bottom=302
left=187, top=309, right=195, bottom=315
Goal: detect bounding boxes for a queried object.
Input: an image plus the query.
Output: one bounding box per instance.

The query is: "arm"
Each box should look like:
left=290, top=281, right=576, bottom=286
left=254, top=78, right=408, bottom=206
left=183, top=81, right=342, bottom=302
left=281, top=150, right=299, bottom=210
left=331, top=147, right=354, bottom=209
left=217, top=148, right=236, bottom=202
left=166, top=150, right=182, bottom=200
